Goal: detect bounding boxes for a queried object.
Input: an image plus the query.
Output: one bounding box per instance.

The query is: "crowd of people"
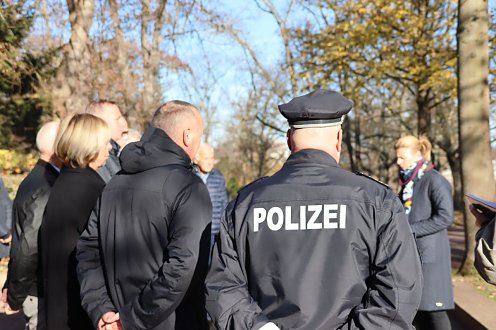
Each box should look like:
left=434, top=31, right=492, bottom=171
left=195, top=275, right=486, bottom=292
left=0, top=90, right=493, bottom=330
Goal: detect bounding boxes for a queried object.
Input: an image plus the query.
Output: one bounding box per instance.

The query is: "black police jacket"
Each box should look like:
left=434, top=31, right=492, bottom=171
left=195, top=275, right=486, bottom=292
left=77, top=127, right=212, bottom=330
left=206, top=149, right=422, bottom=330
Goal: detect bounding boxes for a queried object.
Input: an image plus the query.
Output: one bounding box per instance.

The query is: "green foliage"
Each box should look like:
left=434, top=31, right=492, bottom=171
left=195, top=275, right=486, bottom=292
left=226, top=177, right=240, bottom=199
left=0, top=1, right=54, bottom=150
left=294, top=0, right=457, bottom=112
left=291, top=0, right=460, bottom=186
left=0, top=149, right=37, bottom=174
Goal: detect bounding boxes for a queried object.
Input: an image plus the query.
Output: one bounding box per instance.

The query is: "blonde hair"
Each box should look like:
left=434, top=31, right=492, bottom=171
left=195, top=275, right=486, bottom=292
left=54, top=113, right=111, bottom=168
left=395, top=135, right=432, bottom=161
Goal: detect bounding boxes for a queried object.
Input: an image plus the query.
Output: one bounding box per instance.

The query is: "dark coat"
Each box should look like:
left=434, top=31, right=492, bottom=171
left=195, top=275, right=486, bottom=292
left=97, top=139, right=121, bottom=182
left=206, top=149, right=423, bottom=330
left=40, top=167, right=105, bottom=330
left=0, top=176, right=12, bottom=258
left=475, top=215, right=496, bottom=285
left=402, top=169, right=454, bottom=311
left=77, top=127, right=212, bottom=330
left=5, top=159, right=58, bottom=309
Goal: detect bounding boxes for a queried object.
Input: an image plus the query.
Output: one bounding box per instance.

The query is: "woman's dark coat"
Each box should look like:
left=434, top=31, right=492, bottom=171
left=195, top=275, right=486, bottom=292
left=403, top=169, right=454, bottom=311
left=40, top=167, right=105, bottom=330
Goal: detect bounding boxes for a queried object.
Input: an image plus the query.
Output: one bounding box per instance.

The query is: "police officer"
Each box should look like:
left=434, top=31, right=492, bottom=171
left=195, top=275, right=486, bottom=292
left=205, top=89, right=423, bottom=330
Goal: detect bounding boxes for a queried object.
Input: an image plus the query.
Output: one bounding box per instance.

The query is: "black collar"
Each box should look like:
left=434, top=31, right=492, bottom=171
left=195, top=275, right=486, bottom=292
left=36, top=159, right=59, bottom=175
left=285, top=149, right=339, bottom=168
left=61, top=166, right=105, bottom=184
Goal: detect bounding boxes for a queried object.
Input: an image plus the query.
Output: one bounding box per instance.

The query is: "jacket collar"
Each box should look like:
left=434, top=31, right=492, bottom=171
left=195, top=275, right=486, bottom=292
left=36, top=159, right=60, bottom=175
left=285, top=149, right=339, bottom=168
left=110, top=139, right=120, bottom=156
left=119, top=126, right=192, bottom=174
left=61, top=166, right=105, bottom=183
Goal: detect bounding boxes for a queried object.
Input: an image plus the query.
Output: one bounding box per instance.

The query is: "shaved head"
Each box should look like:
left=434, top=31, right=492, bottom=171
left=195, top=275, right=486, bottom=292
left=36, top=121, right=60, bottom=161
left=152, top=101, right=199, bottom=137
left=287, top=125, right=343, bottom=162
left=152, top=100, right=204, bottom=160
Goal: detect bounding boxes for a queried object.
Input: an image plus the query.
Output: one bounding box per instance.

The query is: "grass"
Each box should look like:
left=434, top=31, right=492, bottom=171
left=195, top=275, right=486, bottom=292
left=453, top=272, right=496, bottom=301
left=452, top=261, right=496, bottom=301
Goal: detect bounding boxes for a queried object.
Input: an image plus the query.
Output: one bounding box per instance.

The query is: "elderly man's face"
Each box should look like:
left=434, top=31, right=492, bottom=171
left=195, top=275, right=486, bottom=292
left=196, top=147, right=215, bottom=174
left=99, top=104, right=129, bottom=141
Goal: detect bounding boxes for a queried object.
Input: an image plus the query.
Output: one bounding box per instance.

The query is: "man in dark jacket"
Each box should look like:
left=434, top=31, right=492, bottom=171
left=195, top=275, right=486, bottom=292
left=77, top=100, right=212, bottom=330
left=86, top=100, right=128, bottom=182
left=194, top=143, right=229, bottom=253
left=206, top=90, right=423, bottom=330
left=2, top=121, right=60, bottom=329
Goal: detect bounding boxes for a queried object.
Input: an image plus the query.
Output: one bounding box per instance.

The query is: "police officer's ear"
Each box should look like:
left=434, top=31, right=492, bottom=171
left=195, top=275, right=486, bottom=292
left=336, top=128, right=342, bottom=153
left=286, top=129, right=293, bottom=152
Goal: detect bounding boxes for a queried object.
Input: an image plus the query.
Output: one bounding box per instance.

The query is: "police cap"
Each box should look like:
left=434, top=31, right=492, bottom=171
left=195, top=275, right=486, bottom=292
left=278, top=89, right=353, bottom=128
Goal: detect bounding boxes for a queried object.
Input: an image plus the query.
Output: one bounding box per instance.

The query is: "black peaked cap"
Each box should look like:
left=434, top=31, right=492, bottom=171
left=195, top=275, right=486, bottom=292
left=278, top=89, right=353, bottom=128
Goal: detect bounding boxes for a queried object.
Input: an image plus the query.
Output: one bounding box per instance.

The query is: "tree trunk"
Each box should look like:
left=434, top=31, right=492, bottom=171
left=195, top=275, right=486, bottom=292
left=457, top=0, right=496, bottom=274
left=52, top=0, right=95, bottom=116
left=417, top=93, right=431, bottom=136
left=342, top=117, right=356, bottom=172
left=108, top=0, right=133, bottom=116
left=446, top=149, right=464, bottom=211
left=140, top=0, right=167, bottom=128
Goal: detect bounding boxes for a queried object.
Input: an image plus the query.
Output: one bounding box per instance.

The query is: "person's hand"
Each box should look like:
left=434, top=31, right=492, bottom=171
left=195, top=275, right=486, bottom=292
left=0, top=288, right=6, bottom=313
left=0, top=234, right=11, bottom=244
left=98, top=311, right=122, bottom=330
left=1, top=289, right=19, bottom=315
left=4, top=302, right=19, bottom=315
left=470, top=204, right=494, bottom=227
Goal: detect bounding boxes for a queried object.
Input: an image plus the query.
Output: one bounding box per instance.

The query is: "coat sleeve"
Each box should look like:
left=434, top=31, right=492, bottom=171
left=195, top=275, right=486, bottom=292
left=347, top=197, right=423, bottom=330
left=77, top=201, right=117, bottom=327
left=6, top=187, right=47, bottom=309
left=474, top=216, right=496, bottom=285
left=409, top=176, right=454, bottom=238
left=0, top=178, right=12, bottom=238
left=205, top=201, right=270, bottom=330
left=118, top=179, right=212, bottom=330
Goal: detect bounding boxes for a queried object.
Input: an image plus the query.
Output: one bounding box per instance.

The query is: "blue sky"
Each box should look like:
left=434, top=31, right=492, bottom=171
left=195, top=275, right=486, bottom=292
left=29, top=1, right=496, bottom=144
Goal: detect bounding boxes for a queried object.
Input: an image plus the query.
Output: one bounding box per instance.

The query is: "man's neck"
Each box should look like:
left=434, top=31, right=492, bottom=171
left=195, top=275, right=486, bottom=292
left=196, top=170, right=210, bottom=184
left=39, top=154, right=51, bottom=163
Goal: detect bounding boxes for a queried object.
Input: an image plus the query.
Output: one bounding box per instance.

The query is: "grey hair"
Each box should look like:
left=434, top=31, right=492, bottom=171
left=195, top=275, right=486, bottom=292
left=151, top=100, right=199, bottom=136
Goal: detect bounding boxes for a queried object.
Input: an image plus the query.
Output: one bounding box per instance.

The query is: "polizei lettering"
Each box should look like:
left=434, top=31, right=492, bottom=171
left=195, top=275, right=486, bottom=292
left=253, top=204, right=347, bottom=232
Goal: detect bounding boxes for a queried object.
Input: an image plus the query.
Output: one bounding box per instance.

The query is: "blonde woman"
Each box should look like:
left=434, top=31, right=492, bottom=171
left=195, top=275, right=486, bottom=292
left=40, top=113, right=111, bottom=330
left=396, top=135, right=454, bottom=330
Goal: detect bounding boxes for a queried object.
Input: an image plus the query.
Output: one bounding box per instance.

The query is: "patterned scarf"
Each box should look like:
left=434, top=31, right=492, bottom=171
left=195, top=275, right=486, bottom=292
left=399, top=159, right=434, bottom=216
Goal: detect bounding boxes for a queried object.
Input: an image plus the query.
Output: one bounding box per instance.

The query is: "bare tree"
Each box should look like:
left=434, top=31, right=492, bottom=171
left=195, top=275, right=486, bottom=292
left=140, top=0, right=167, bottom=123
left=51, top=0, right=95, bottom=116
left=108, top=0, right=133, bottom=113
left=457, top=0, right=496, bottom=273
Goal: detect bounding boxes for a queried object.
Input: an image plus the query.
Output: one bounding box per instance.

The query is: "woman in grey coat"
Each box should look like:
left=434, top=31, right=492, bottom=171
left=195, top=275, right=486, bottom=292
left=396, top=135, right=454, bottom=330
